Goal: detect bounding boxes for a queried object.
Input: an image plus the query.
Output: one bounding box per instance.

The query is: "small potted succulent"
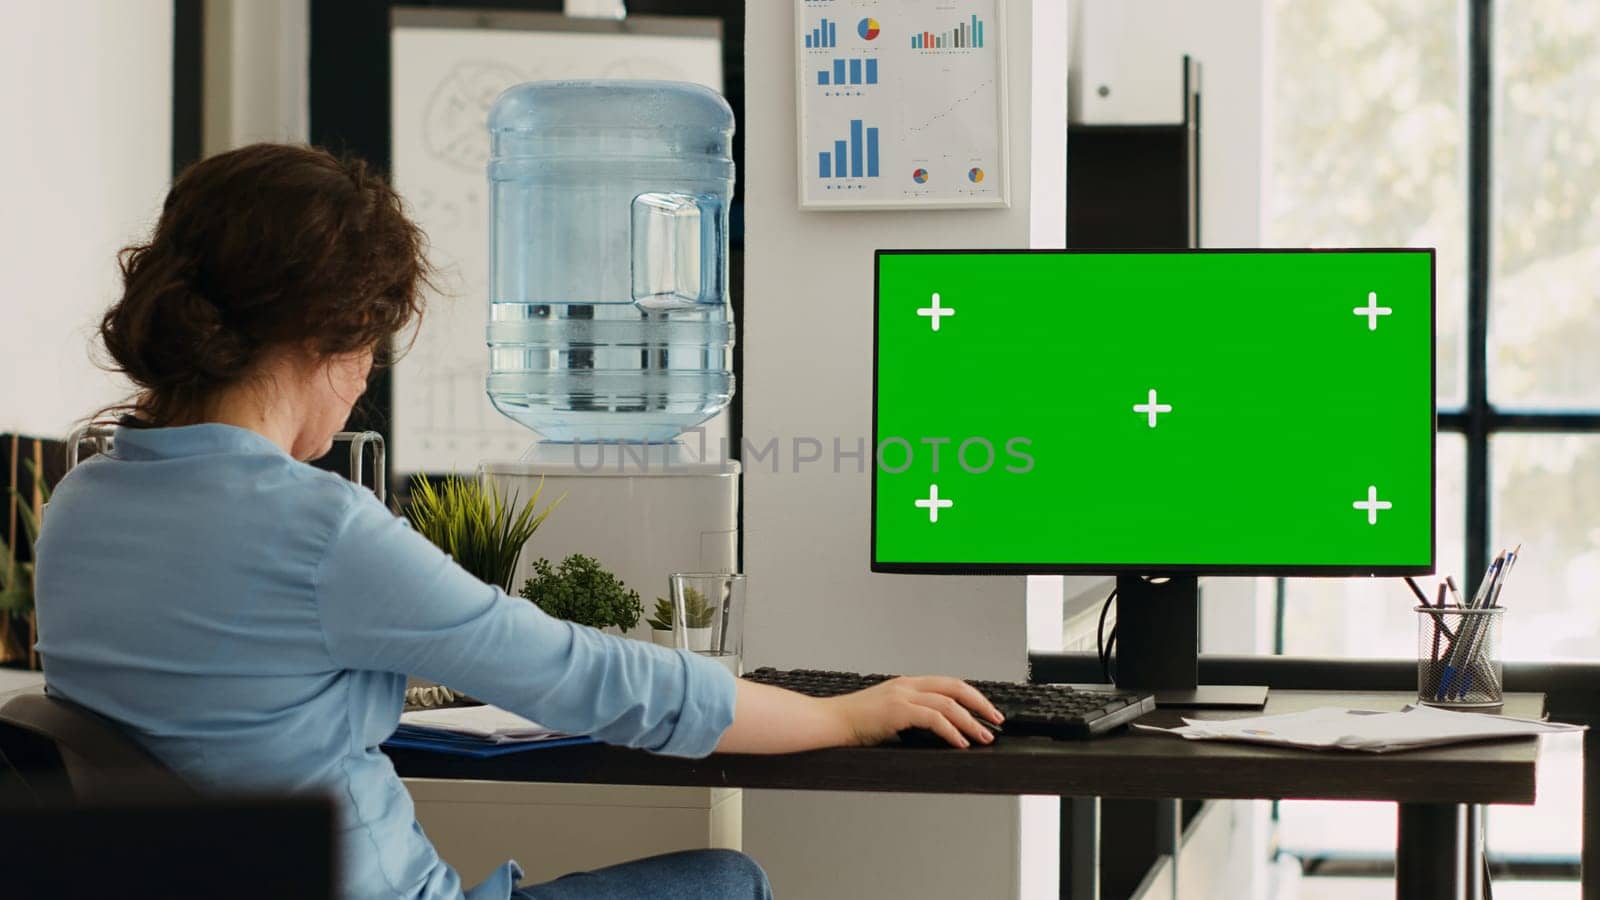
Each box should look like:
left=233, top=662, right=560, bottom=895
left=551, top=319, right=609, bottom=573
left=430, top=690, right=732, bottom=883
left=520, top=554, right=642, bottom=634
left=645, top=586, right=714, bottom=650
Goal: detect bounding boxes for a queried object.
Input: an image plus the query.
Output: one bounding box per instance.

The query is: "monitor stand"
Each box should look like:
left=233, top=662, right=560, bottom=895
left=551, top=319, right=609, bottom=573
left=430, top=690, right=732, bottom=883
left=1112, top=575, right=1268, bottom=709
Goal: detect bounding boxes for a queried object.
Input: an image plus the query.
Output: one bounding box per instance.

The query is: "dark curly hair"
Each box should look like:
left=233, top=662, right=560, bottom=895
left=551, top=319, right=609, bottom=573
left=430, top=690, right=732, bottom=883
left=98, top=143, right=430, bottom=427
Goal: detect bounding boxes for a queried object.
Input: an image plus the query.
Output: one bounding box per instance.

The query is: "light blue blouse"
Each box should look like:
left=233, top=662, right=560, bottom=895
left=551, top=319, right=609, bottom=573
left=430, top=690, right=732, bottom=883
left=33, top=424, right=737, bottom=900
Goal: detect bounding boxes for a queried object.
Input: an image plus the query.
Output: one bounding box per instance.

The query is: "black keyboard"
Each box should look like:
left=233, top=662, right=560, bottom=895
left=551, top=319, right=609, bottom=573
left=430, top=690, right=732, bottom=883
left=742, top=668, right=1156, bottom=741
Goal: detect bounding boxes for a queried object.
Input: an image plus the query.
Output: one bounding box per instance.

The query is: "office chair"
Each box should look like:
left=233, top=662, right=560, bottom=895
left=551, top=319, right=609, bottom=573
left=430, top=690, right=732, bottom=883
left=0, top=792, right=339, bottom=899
left=1, top=689, right=340, bottom=898
left=0, top=685, right=192, bottom=803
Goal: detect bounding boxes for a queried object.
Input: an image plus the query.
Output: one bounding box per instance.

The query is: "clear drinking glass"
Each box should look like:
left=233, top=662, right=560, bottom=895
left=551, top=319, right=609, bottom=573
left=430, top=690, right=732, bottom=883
left=669, top=573, right=745, bottom=675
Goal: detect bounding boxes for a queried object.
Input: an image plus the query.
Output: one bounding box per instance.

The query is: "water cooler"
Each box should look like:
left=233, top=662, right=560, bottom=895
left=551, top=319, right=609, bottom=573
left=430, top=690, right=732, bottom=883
left=478, top=80, right=741, bottom=633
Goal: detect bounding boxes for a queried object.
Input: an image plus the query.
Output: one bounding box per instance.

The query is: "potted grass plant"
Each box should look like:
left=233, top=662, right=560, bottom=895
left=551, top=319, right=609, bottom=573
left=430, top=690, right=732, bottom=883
left=645, top=587, right=714, bottom=650
left=403, top=473, right=560, bottom=591
left=1, top=458, right=48, bottom=670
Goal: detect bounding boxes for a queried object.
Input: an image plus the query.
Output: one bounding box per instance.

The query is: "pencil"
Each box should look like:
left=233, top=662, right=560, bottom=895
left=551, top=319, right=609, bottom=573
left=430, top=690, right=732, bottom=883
left=1446, top=576, right=1463, bottom=608
left=1430, top=582, right=1446, bottom=666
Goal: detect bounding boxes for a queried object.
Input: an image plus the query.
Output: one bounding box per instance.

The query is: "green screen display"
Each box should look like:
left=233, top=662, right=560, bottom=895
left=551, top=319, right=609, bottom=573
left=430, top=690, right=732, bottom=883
left=873, top=250, right=1434, bottom=574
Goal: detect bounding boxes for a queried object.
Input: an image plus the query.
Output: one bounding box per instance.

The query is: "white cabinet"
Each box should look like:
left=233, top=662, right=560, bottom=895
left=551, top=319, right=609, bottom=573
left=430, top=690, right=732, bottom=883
left=405, top=779, right=741, bottom=886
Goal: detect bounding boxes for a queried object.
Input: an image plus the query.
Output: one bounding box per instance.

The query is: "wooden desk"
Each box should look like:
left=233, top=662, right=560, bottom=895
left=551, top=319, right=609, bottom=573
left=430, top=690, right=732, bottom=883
left=387, top=690, right=1546, bottom=899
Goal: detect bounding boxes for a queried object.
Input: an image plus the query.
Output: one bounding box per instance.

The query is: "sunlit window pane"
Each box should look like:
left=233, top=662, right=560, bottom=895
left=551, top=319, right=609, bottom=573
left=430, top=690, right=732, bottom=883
left=1491, top=434, right=1600, bottom=659
left=1485, top=732, right=1582, bottom=867
left=1490, top=1, right=1600, bottom=408
left=1281, top=434, right=1464, bottom=657
left=1267, top=0, right=1467, bottom=409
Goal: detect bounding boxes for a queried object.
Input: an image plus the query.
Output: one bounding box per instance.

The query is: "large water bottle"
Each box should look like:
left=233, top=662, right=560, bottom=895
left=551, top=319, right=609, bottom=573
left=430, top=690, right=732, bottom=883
left=486, top=81, right=736, bottom=443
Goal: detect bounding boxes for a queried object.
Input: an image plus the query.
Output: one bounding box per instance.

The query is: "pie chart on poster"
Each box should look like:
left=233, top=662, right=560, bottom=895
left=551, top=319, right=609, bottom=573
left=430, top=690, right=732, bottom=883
left=912, top=168, right=930, bottom=184
left=968, top=167, right=985, bottom=183
left=858, top=18, right=880, bottom=40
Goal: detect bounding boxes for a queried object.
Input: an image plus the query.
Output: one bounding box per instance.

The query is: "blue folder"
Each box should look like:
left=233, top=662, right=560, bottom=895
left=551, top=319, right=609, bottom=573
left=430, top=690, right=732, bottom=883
left=383, top=726, right=597, bottom=759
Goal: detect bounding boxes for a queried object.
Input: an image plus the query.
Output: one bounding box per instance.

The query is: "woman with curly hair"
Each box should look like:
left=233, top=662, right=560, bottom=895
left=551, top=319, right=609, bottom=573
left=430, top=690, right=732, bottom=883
left=32, top=143, right=1001, bottom=900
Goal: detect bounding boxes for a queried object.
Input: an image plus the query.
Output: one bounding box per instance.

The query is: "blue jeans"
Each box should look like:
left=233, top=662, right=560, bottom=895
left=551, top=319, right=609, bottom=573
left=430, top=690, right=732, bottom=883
left=512, top=849, right=772, bottom=899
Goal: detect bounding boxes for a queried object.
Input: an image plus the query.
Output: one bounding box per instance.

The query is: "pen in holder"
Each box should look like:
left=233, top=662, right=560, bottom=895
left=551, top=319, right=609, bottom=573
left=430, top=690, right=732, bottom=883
left=1416, top=605, right=1504, bottom=709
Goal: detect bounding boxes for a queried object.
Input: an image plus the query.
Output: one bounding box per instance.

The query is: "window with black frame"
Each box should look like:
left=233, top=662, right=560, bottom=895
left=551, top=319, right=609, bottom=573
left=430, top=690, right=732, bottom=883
left=1266, top=0, right=1594, bottom=890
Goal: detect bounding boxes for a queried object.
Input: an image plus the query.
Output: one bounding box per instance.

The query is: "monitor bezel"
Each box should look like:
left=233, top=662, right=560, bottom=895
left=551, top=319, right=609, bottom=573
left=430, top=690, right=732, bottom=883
left=870, top=247, right=1438, bottom=577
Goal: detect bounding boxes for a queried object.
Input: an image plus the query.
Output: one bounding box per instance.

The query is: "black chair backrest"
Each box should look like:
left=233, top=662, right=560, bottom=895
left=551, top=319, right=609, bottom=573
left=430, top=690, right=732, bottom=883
left=0, top=686, right=192, bottom=802
left=0, top=794, right=338, bottom=899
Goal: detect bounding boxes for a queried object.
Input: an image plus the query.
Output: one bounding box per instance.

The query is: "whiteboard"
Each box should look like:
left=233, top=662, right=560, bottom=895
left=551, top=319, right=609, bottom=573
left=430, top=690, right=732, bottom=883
left=389, top=10, right=723, bottom=474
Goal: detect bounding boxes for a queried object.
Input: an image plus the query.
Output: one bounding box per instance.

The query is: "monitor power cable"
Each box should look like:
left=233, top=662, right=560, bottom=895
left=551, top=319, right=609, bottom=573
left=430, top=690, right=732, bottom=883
left=1096, top=587, right=1118, bottom=683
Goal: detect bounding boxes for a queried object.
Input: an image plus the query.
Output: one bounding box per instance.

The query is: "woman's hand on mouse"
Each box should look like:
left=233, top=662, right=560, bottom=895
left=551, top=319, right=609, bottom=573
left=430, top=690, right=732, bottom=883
left=824, top=676, right=1003, bottom=748
left=716, top=676, right=1002, bottom=753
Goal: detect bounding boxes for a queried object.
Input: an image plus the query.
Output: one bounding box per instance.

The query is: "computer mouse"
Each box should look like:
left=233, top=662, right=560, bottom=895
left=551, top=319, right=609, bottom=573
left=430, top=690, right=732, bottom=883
left=896, top=715, right=1001, bottom=748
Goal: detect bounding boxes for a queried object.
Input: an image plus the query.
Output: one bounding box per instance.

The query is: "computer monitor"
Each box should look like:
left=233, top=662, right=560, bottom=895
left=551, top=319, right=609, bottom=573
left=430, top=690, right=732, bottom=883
left=872, top=249, right=1435, bottom=704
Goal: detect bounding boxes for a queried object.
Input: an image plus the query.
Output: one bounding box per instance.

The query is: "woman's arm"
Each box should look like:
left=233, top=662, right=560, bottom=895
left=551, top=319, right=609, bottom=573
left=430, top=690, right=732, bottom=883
left=318, top=484, right=1002, bottom=756
left=717, top=676, right=1004, bottom=753
left=316, top=487, right=736, bottom=757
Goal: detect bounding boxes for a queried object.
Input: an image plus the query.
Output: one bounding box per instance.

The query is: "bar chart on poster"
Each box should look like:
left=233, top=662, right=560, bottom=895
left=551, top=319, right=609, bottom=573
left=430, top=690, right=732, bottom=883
left=796, top=0, right=1007, bottom=210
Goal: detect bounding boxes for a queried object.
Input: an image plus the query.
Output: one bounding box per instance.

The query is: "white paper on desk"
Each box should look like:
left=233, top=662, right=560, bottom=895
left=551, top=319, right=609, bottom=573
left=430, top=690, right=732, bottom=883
left=398, top=705, right=570, bottom=744
left=1134, top=705, right=1585, bottom=753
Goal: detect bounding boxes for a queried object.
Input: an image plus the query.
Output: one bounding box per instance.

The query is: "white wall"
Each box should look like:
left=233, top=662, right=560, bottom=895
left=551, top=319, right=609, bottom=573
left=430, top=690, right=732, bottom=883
left=0, top=0, right=307, bottom=437
left=0, top=1, right=173, bottom=437
left=741, top=2, right=1067, bottom=897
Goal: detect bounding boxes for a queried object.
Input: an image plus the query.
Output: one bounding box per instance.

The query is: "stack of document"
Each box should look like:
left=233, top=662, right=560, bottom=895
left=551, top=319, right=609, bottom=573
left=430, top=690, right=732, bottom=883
left=385, top=705, right=595, bottom=758
left=1136, top=705, right=1584, bottom=753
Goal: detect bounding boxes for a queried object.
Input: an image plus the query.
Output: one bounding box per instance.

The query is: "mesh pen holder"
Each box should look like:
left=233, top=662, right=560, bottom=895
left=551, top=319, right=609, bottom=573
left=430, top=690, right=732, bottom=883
left=1416, top=606, right=1504, bottom=709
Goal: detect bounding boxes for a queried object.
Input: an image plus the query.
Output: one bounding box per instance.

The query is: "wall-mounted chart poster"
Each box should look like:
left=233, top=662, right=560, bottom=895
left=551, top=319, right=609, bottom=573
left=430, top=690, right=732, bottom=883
left=795, top=0, right=1009, bottom=210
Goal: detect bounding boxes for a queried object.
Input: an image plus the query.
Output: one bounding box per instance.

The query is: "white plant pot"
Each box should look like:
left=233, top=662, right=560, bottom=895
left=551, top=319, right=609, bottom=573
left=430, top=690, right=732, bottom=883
left=651, top=627, right=714, bottom=651
left=685, top=626, right=714, bottom=652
